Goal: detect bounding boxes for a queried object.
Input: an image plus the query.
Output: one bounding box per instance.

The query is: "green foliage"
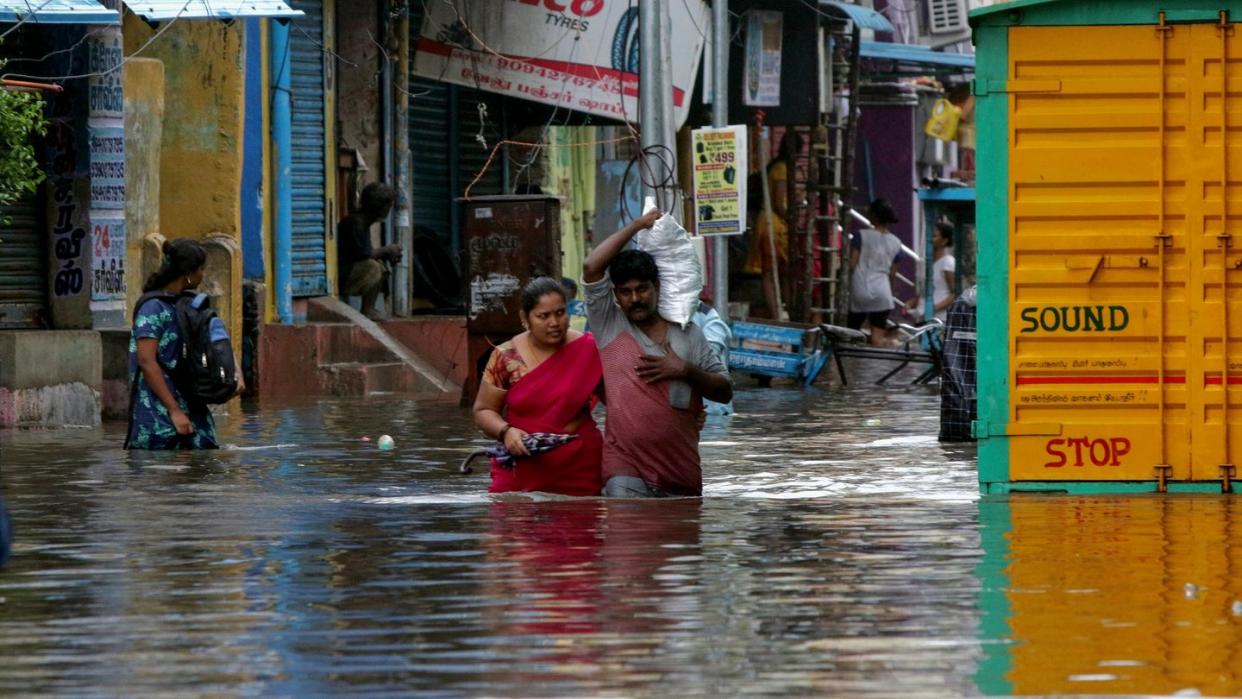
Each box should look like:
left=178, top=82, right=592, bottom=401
left=0, top=56, right=49, bottom=209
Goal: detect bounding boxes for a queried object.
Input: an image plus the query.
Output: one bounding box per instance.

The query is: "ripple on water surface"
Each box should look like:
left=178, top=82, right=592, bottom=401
left=1, top=366, right=1240, bottom=696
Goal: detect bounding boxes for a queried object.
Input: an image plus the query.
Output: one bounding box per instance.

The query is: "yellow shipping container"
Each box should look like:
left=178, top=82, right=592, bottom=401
left=972, top=1, right=1242, bottom=493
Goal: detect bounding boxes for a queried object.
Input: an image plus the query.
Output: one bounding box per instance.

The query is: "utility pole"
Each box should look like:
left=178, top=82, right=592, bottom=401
left=711, top=0, right=729, bottom=315
left=392, top=1, right=412, bottom=317
left=638, top=0, right=677, bottom=212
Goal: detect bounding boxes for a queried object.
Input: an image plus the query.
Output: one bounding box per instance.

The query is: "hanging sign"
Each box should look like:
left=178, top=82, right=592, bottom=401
left=743, top=10, right=783, bottom=107
left=413, top=0, right=709, bottom=128
left=691, top=125, right=747, bottom=236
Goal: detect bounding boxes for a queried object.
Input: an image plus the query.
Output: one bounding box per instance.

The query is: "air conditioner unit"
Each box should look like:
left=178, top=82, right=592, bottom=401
left=928, top=0, right=968, bottom=35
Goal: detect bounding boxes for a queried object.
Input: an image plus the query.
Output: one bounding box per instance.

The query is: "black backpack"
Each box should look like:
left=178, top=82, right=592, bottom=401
left=133, top=290, right=239, bottom=405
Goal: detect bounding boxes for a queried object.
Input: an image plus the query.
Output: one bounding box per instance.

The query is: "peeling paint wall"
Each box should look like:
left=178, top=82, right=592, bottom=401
left=123, top=11, right=245, bottom=352
left=123, top=13, right=245, bottom=239
left=123, top=58, right=165, bottom=318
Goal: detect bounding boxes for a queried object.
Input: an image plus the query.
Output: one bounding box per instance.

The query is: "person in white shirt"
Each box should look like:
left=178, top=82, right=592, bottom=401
left=848, top=198, right=904, bottom=346
left=907, top=221, right=957, bottom=323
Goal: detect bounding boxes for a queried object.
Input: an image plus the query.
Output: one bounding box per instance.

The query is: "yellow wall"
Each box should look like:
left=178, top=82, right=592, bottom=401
left=123, top=13, right=245, bottom=239
left=123, top=11, right=244, bottom=353
left=543, top=127, right=597, bottom=280
left=123, top=58, right=165, bottom=318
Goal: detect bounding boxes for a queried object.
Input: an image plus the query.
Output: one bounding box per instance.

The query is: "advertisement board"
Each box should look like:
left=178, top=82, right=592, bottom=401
left=691, top=125, right=747, bottom=236
left=414, top=0, right=709, bottom=127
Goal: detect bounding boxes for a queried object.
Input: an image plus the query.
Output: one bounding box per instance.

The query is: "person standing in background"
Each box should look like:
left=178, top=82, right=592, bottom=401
left=848, top=198, right=904, bottom=347
left=907, top=221, right=957, bottom=323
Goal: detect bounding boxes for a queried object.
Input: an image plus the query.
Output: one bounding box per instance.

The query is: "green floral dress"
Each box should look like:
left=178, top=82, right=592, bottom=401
left=126, top=298, right=218, bottom=449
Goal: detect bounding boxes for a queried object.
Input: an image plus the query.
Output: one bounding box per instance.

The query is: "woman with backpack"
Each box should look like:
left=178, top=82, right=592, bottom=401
left=126, top=239, right=237, bottom=449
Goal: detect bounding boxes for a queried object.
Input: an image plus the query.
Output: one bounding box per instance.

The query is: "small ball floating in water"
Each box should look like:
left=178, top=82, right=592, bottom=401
left=1232, top=600, right=1242, bottom=616
left=863, top=418, right=882, bottom=427
left=377, top=435, right=395, bottom=450
left=1184, top=583, right=1200, bottom=600
left=360, top=436, right=371, bottom=442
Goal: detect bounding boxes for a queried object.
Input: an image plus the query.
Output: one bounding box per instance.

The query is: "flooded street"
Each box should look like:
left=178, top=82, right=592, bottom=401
left=2, top=367, right=1241, bottom=696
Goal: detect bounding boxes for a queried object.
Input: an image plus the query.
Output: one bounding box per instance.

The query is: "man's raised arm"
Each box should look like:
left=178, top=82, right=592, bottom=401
left=583, top=208, right=662, bottom=282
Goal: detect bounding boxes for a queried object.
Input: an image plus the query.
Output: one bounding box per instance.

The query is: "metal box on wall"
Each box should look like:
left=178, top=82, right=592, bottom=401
left=458, top=195, right=562, bottom=401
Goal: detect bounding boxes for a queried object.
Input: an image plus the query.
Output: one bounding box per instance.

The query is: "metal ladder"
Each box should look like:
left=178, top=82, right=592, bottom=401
left=803, top=18, right=862, bottom=323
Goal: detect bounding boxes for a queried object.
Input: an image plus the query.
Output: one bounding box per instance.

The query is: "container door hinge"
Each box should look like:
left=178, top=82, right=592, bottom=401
left=1155, top=464, right=1173, bottom=492
left=1221, top=464, right=1237, bottom=493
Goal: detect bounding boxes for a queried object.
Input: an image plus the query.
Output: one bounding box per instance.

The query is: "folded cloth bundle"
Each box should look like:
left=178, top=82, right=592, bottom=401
left=459, top=432, right=579, bottom=473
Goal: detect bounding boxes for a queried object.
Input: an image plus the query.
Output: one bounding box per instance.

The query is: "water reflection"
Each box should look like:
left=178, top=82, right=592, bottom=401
left=976, top=496, right=1242, bottom=696
left=0, top=368, right=1239, bottom=694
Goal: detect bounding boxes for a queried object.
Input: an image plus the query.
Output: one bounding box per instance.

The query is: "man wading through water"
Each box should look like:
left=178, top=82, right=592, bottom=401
left=583, top=208, right=734, bottom=497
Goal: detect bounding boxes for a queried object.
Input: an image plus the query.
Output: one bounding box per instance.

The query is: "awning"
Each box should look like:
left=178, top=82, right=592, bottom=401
left=123, top=1, right=302, bottom=22
left=860, top=41, right=975, bottom=70
left=818, top=1, right=895, bottom=33
left=0, top=0, right=118, bottom=24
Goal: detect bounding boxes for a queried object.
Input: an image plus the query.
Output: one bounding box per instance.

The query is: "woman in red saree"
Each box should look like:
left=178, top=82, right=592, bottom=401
left=472, top=277, right=604, bottom=495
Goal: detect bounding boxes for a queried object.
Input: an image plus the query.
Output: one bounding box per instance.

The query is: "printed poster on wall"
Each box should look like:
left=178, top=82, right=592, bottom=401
left=413, top=1, right=709, bottom=128
left=90, top=218, right=125, bottom=303
left=89, top=126, right=125, bottom=210
left=744, top=11, right=783, bottom=107
left=691, top=126, right=747, bottom=236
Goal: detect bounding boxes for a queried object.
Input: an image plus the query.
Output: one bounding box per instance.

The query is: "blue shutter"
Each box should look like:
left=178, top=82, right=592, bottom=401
left=287, top=0, right=329, bottom=296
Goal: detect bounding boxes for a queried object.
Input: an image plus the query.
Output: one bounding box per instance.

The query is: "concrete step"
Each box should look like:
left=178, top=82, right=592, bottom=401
left=307, top=299, right=352, bottom=324
left=317, top=362, right=438, bottom=396
left=313, top=323, right=394, bottom=365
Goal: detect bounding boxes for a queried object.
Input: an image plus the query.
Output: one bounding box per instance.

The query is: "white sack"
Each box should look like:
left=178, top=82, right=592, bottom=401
left=636, top=198, right=703, bottom=328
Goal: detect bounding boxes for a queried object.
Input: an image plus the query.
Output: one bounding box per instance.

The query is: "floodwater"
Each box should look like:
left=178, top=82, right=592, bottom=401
left=2, top=364, right=1241, bottom=697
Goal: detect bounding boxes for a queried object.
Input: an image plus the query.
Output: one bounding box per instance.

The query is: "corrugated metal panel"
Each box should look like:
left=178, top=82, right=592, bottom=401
left=0, top=191, right=47, bottom=328
left=122, top=0, right=301, bottom=21
left=287, top=0, right=328, bottom=296
left=1000, top=24, right=1242, bottom=487
left=0, top=0, right=116, bottom=24
left=408, top=0, right=449, bottom=242
left=408, top=74, right=452, bottom=243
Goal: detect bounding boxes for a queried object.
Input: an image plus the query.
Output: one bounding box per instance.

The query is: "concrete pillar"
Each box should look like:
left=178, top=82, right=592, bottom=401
left=123, top=58, right=165, bottom=320
left=202, top=233, right=243, bottom=360
left=86, top=25, right=128, bottom=329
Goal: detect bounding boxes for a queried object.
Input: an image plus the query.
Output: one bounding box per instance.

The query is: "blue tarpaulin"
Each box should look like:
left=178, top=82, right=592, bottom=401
left=860, top=41, right=975, bottom=70
left=123, top=0, right=302, bottom=22
left=0, top=0, right=117, bottom=24
left=818, top=1, right=895, bottom=33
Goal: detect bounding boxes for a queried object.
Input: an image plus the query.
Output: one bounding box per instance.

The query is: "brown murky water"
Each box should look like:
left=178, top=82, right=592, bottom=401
left=2, top=364, right=1241, bottom=696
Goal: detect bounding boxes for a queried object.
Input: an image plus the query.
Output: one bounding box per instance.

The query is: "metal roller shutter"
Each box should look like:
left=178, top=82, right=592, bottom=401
left=288, top=0, right=329, bottom=296
left=0, top=192, right=47, bottom=328
left=409, top=1, right=503, bottom=247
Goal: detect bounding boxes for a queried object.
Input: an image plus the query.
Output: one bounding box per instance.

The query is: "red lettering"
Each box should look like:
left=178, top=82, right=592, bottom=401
left=572, top=0, right=604, bottom=16
left=1068, top=437, right=1089, bottom=466
left=1045, top=439, right=1067, bottom=468
left=1089, top=439, right=1110, bottom=466
left=1109, top=437, right=1131, bottom=466
left=1044, top=435, right=1131, bottom=468
left=546, top=0, right=567, bottom=10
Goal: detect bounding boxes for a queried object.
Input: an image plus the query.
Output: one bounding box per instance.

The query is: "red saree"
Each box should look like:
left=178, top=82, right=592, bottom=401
left=490, top=333, right=604, bottom=496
